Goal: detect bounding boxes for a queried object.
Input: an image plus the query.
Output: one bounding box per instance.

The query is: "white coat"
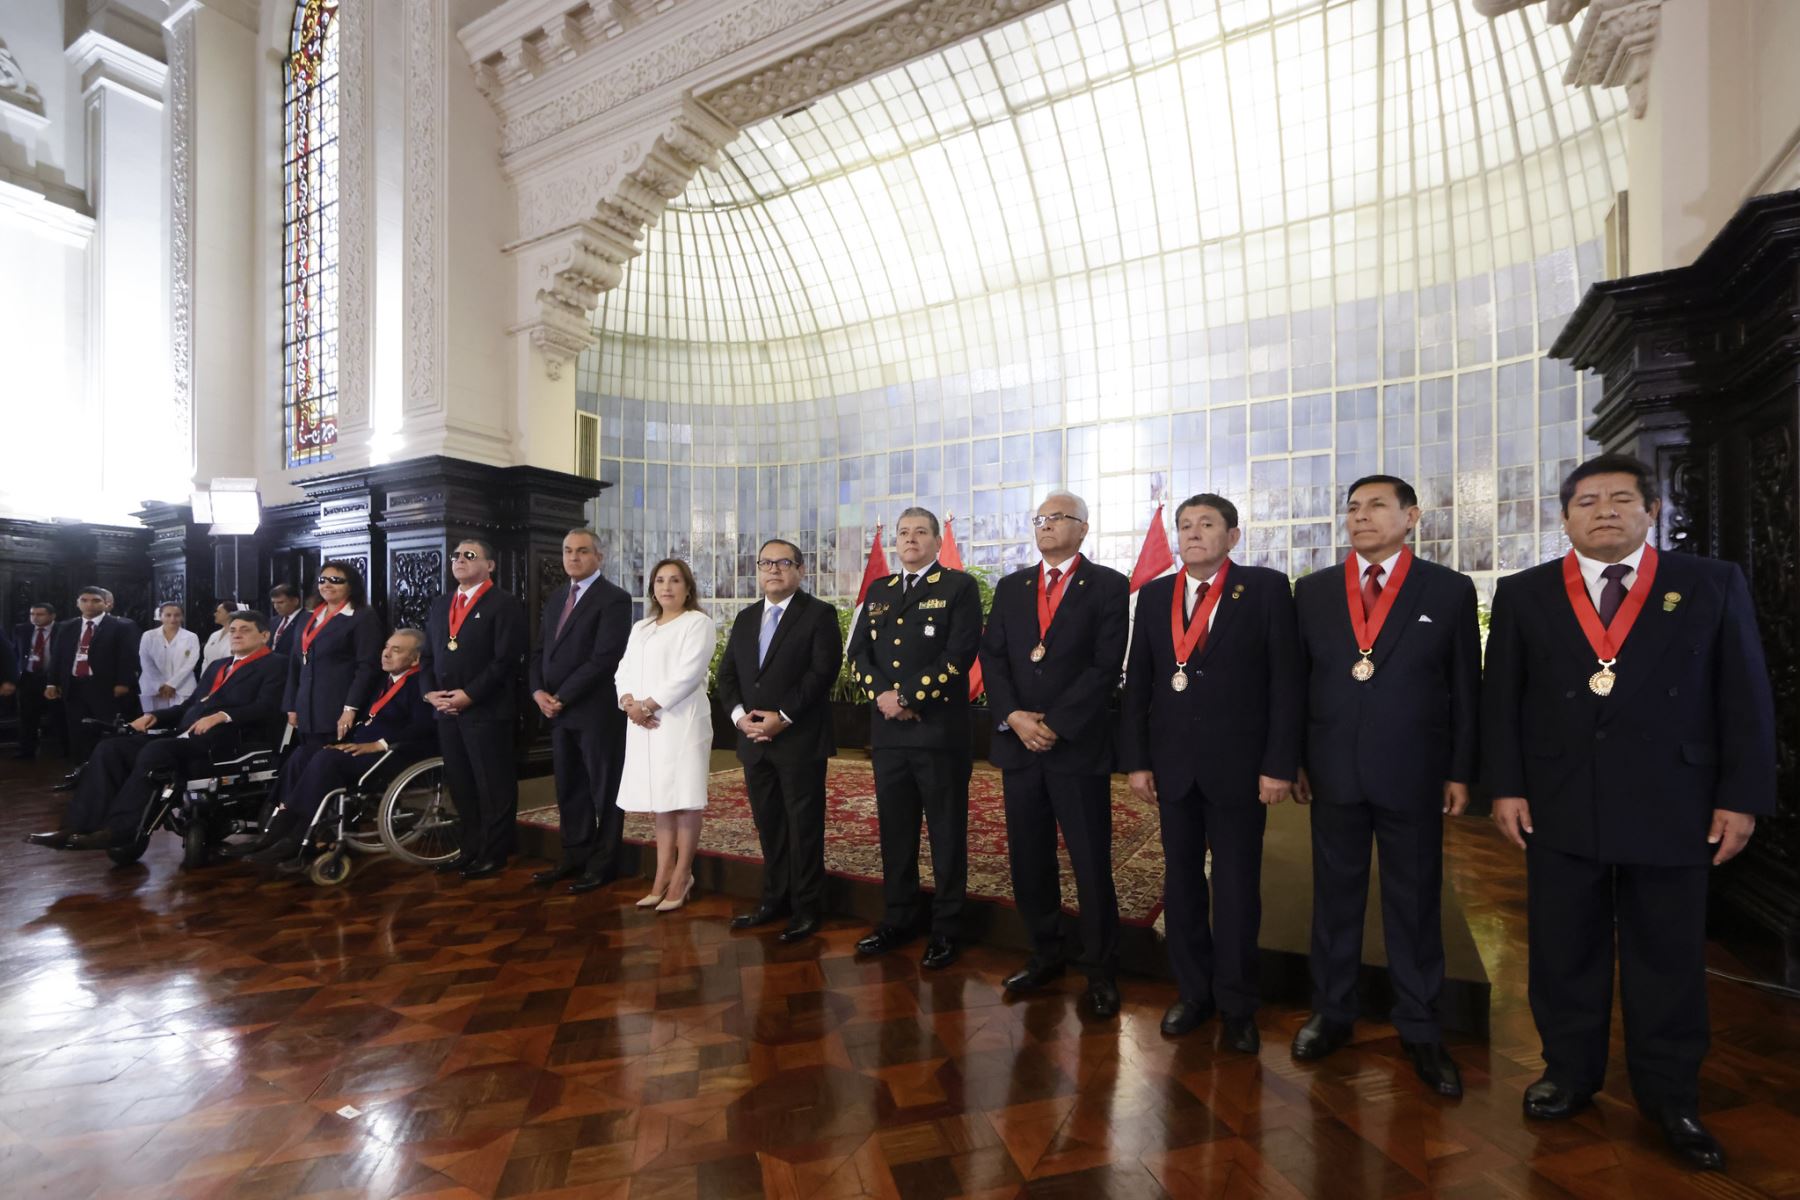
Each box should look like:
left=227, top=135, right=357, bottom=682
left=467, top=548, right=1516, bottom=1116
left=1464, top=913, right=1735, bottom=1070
left=139, top=627, right=201, bottom=711
left=613, top=609, right=717, bottom=813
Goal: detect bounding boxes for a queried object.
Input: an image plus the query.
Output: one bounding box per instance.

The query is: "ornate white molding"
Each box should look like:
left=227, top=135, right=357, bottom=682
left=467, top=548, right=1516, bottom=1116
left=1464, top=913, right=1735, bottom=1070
left=0, top=34, right=46, bottom=120
left=164, top=7, right=197, bottom=476
left=338, top=0, right=369, bottom=429
left=1563, top=0, right=1662, bottom=119
left=407, top=0, right=445, bottom=418
left=0, top=176, right=96, bottom=246
left=64, top=29, right=167, bottom=102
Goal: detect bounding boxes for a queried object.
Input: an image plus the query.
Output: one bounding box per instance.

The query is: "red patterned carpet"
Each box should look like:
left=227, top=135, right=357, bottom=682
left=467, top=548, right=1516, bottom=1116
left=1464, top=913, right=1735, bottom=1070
left=520, top=759, right=1168, bottom=926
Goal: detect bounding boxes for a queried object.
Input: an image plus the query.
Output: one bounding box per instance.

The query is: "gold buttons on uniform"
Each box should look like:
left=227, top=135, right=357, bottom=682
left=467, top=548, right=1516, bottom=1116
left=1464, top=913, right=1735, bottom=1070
left=896, top=618, right=904, bottom=625
left=937, top=674, right=947, bottom=683
left=915, top=690, right=927, bottom=700
left=893, top=638, right=901, bottom=645
left=931, top=689, right=941, bottom=698
left=920, top=675, right=931, bottom=684
left=892, top=660, right=900, bottom=667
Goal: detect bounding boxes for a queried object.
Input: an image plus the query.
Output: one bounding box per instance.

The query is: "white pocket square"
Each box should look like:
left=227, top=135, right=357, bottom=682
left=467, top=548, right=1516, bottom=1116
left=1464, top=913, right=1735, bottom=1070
left=1418, top=614, right=1433, bottom=623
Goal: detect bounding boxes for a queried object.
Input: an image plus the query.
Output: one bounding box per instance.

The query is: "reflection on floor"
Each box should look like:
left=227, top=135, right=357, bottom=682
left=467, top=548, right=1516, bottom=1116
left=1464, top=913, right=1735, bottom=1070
left=1, top=755, right=1796, bottom=1199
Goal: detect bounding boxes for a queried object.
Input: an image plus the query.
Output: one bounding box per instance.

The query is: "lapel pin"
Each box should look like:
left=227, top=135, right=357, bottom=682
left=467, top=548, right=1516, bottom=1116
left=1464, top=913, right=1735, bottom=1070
left=1663, top=591, right=1681, bottom=612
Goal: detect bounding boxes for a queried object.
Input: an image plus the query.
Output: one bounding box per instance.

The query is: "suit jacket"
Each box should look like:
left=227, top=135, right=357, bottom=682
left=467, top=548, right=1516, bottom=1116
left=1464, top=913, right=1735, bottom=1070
left=1118, top=563, right=1303, bottom=803
left=1481, top=550, right=1776, bottom=866
left=980, top=557, right=1129, bottom=776
left=155, top=652, right=290, bottom=751
left=422, top=585, right=527, bottom=722
left=846, top=564, right=983, bottom=752
left=1295, top=555, right=1480, bottom=809
left=268, top=608, right=305, bottom=659
left=14, top=623, right=53, bottom=678
left=50, top=613, right=139, bottom=689
left=282, top=604, right=385, bottom=734
left=346, top=670, right=439, bottom=754
left=715, top=589, right=842, bottom=765
left=529, top=573, right=632, bottom=730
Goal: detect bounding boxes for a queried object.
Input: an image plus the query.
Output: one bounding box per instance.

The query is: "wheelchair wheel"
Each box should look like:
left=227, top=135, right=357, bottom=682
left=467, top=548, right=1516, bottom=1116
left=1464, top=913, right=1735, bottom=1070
left=181, top=824, right=211, bottom=870
left=338, top=791, right=386, bottom=856
left=308, top=850, right=353, bottom=887
left=378, top=758, right=461, bottom=866
left=107, top=836, right=151, bottom=867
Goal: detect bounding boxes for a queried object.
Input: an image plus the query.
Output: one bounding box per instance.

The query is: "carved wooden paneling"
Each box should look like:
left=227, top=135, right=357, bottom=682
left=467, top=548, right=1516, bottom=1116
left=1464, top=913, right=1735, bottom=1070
left=390, top=548, right=443, bottom=632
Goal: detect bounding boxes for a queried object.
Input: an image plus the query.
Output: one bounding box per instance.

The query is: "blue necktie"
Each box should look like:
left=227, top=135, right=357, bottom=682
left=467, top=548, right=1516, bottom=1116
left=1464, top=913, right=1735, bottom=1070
left=758, top=604, right=781, bottom=667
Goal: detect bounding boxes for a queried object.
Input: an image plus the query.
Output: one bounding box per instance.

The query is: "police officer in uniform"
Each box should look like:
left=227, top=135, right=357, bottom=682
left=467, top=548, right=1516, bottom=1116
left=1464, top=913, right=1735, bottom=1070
left=846, top=506, right=983, bottom=969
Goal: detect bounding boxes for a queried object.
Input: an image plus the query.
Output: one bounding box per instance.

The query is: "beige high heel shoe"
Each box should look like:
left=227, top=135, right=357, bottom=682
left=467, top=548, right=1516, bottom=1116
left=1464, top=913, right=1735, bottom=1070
left=654, top=874, right=696, bottom=913
left=636, top=884, right=668, bottom=908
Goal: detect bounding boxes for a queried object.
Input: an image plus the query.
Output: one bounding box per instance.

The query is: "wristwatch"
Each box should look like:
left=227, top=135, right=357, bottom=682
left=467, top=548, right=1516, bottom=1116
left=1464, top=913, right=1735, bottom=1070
left=894, top=689, right=909, bottom=710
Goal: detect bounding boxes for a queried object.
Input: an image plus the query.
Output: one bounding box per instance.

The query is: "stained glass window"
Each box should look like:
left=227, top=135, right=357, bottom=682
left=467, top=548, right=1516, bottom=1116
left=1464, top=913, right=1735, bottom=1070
left=282, top=0, right=339, bottom=467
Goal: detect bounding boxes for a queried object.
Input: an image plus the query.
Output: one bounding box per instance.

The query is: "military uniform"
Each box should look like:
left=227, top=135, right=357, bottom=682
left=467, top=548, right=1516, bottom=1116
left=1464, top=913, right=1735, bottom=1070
left=846, top=560, right=982, bottom=939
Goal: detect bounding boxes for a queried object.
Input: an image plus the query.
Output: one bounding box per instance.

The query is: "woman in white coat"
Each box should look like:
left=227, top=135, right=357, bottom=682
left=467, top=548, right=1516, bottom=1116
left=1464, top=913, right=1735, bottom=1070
left=614, top=557, right=718, bottom=913
left=139, top=602, right=201, bottom=712
left=200, top=599, right=242, bottom=672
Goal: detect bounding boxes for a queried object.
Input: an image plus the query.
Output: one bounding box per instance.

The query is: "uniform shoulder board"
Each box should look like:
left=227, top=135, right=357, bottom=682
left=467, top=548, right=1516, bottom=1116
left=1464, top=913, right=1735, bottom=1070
left=887, top=576, right=900, bottom=588
left=926, top=571, right=942, bottom=584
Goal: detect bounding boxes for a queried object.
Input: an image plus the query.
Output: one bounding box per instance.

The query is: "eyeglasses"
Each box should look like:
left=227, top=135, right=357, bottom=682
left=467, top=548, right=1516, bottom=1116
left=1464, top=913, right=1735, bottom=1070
left=451, top=550, right=484, bottom=561
left=317, top=575, right=348, bottom=586
left=1030, top=513, right=1086, bottom=529
left=756, top=557, right=800, bottom=571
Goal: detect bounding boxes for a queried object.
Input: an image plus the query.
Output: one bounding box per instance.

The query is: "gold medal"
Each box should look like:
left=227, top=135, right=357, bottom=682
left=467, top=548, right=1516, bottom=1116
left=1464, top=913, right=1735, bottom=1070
left=1588, top=659, right=1616, bottom=696
left=1170, top=668, right=1188, bottom=692
left=447, top=638, right=458, bottom=651
left=1030, top=642, right=1045, bottom=663
left=1351, top=653, right=1375, bottom=682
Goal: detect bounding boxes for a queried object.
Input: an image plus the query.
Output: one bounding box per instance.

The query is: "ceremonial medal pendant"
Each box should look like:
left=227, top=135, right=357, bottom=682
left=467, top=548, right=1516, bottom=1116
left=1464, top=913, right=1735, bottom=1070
left=1170, top=668, right=1188, bottom=693
left=1351, top=652, right=1375, bottom=682
left=1030, top=642, right=1046, bottom=663
left=447, top=638, right=459, bottom=651
left=1588, top=659, right=1617, bottom=697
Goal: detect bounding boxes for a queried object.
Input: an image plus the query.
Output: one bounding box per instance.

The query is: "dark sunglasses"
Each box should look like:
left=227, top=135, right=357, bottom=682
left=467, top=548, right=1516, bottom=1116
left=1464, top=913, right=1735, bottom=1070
left=317, top=575, right=348, bottom=586
left=451, top=550, right=485, bottom=561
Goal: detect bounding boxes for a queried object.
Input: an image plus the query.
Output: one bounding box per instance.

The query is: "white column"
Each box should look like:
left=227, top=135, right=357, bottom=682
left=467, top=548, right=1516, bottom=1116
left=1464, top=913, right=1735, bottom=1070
left=65, top=29, right=173, bottom=521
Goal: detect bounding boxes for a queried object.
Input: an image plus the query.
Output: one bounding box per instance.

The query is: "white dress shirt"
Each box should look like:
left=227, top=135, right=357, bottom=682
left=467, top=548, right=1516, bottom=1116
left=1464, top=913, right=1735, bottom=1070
left=1182, top=564, right=1228, bottom=631
left=1353, top=548, right=1404, bottom=593
left=1573, top=543, right=1647, bottom=613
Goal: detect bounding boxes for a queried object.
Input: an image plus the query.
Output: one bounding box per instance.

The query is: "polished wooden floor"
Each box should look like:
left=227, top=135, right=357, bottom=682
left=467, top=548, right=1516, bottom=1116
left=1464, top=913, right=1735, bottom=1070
left=3, top=757, right=1797, bottom=1200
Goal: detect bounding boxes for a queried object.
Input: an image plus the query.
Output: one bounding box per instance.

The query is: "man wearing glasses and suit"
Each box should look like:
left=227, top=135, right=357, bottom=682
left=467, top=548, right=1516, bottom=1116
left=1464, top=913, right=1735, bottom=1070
left=530, top=528, right=634, bottom=894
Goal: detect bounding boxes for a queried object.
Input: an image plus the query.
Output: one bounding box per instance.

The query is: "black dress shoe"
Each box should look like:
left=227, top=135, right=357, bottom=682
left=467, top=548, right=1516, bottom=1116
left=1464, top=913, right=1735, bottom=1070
left=1659, top=1111, right=1725, bottom=1171
left=777, top=915, right=821, bottom=944
left=1522, top=1077, right=1593, bottom=1120
left=1291, top=1013, right=1354, bottom=1061
left=855, top=926, right=911, bottom=956
left=51, top=778, right=77, bottom=792
left=1084, top=978, right=1121, bottom=1019
left=24, top=830, right=75, bottom=849
left=460, top=859, right=505, bottom=880
left=1401, top=1040, right=1463, bottom=1097
left=567, top=871, right=612, bottom=895
left=245, top=838, right=302, bottom=866
left=65, top=829, right=128, bottom=850
left=921, top=937, right=959, bottom=970
left=731, top=904, right=789, bottom=931
left=434, top=857, right=473, bottom=874
left=1160, top=998, right=1215, bottom=1037
left=1223, top=1015, right=1261, bottom=1054
left=532, top=863, right=582, bottom=887
left=1002, top=961, right=1067, bottom=994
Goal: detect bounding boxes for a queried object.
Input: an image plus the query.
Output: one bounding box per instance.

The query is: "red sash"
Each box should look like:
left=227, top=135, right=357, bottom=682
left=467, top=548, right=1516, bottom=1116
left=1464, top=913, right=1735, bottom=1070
left=1036, top=556, right=1079, bottom=639
left=207, top=647, right=272, bottom=697
left=300, top=602, right=348, bottom=659
left=367, top=667, right=421, bottom=719
left=1561, top=544, right=1658, bottom=661
left=1170, top=560, right=1230, bottom=665
left=1343, top=547, right=1414, bottom=652
left=448, top=581, right=492, bottom=641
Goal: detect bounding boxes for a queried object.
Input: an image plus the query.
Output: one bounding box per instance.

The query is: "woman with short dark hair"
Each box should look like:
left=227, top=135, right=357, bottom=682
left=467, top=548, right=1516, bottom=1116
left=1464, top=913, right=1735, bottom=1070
left=282, top=560, right=384, bottom=748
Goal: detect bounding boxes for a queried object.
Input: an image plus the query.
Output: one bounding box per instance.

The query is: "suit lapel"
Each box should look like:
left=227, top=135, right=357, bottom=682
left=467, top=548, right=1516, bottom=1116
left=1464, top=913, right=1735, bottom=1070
left=755, top=594, right=802, bottom=677
left=1600, top=551, right=1684, bottom=713
left=1369, top=562, right=1427, bottom=667
left=1043, top=557, right=1090, bottom=640
left=1194, top=567, right=1240, bottom=668
left=1538, top=561, right=1599, bottom=667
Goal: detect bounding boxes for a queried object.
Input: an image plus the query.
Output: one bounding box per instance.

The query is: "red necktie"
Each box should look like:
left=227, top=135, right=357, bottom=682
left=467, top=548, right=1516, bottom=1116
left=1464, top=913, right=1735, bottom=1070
left=1046, top=567, right=1064, bottom=618
left=31, top=627, right=47, bottom=670
left=73, top=620, right=95, bottom=678
left=1361, top=563, right=1385, bottom=622
left=1187, top=581, right=1211, bottom=649
left=454, top=592, right=469, bottom=618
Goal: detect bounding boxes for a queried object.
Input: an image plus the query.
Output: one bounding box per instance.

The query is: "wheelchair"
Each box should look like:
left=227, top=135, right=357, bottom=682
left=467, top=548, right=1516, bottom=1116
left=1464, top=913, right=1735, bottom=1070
left=111, top=739, right=288, bottom=871
left=276, top=752, right=461, bottom=886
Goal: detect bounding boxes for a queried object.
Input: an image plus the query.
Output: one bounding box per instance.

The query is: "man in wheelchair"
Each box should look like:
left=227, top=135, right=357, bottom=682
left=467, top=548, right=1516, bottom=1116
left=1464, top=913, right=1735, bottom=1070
left=26, top=612, right=287, bottom=851
left=227, top=628, right=436, bottom=865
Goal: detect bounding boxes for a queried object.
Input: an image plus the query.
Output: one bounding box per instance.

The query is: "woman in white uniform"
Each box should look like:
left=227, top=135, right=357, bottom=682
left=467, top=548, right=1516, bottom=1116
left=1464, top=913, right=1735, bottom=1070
left=614, top=558, right=717, bottom=912
left=200, top=599, right=242, bottom=672
left=139, top=602, right=201, bottom=712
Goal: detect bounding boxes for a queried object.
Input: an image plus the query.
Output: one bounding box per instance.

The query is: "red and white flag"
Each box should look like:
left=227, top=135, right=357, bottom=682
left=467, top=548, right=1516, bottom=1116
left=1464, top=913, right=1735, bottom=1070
left=939, top=516, right=984, bottom=702
left=1129, top=502, right=1175, bottom=591
left=848, top=524, right=890, bottom=663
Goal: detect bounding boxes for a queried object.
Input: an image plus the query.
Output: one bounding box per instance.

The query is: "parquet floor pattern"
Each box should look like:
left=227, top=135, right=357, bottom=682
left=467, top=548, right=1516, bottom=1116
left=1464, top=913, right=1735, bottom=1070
left=2, top=757, right=1797, bottom=1199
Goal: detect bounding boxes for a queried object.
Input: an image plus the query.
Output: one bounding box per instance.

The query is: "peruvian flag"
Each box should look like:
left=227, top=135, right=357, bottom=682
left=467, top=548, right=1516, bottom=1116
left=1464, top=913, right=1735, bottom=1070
left=1129, top=502, right=1175, bottom=591
left=848, top=524, right=889, bottom=664
left=939, top=516, right=984, bottom=702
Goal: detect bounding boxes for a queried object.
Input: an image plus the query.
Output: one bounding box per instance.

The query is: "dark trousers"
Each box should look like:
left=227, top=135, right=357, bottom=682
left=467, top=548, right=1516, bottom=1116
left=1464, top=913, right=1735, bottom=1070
left=441, top=717, right=518, bottom=863
left=744, top=755, right=829, bottom=918
left=1308, top=798, right=1445, bottom=1040
left=1157, top=783, right=1267, bottom=1017
left=267, top=744, right=383, bottom=840
left=871, top=745, right=971, bottom=938
left=63, top=677, right=133, bottom=762
left=1002, top=762, right=1120, bottom=980
left=14, top=671, right=52, bottom=755
left=550, top=718, right=625, bottom=875
left=1527, top=843, right=1710, bottom=1114
left=67, top=733, right=219, bottom=835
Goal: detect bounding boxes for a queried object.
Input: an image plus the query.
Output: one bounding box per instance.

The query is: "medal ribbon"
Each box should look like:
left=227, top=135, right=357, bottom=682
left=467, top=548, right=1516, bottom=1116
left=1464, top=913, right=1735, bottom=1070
left=300, top=602, right=348, bottom=659
left=448, top=581, right=492, bottom=642
left=1343, top=546, right=1415, bottom=653
left=1170, top=560, right=1231, bottom=666
left=367, top=666, right=421, bottom=719
left=1562, top=544, right=1658, bottom=663
left=1036, top=555, right=1079, bottom=641
left=206, top=646, right=272, bottom=697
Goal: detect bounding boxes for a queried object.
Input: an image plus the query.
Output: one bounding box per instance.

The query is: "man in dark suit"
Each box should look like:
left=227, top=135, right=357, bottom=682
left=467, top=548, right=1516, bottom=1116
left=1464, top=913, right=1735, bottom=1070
left=12, top=603, right=59, bottom=759
left=421, top=538, right=528, bottom=880
left=979, top=491, right=1129, bottom=1017
left=716, top=538, right=844, bottom=943
left=1484, top=454, right=1775, bottom=1171
left=236, top=628, right=438, bottom=864
left=45, top=586, right=140, bottom=762
left=1120, top=493, right=1302, bottom=1052
left=530, top=528, right=633, bottom=894
left=1290, top=475, right=1480, bottom=1096
left=846, top=506, right=983, bottom=969
left=267, top=584, right=305, bottom=658
left=26, top=611, right=286, bottom=850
